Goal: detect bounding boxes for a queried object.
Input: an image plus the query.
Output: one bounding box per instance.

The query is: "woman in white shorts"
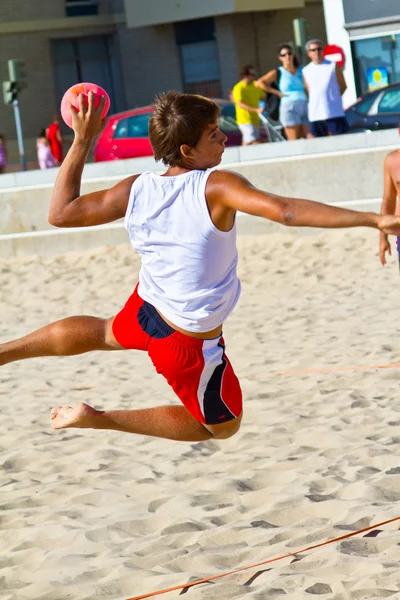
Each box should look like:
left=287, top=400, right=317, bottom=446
left=256, top=44, right=310, bottom=140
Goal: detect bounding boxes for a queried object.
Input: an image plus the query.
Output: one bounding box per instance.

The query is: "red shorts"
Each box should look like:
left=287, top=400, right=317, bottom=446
left=112, top=286, right=242, bottom=425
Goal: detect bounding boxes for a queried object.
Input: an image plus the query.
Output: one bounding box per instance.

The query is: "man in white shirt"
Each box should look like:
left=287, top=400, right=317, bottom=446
left=302, top=39, right=349, bottom=137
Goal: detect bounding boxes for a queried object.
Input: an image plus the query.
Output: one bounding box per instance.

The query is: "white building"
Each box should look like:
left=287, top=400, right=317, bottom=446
left=322, top=0, right=400, bottom=106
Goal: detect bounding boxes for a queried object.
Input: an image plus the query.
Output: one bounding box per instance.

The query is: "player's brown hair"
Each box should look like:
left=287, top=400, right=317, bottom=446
left=149, top=91, right=220, bottom=167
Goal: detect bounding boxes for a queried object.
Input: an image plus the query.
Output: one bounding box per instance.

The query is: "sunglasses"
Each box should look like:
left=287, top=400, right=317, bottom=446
left=309, top=47, right=322, bottom=52
left=280, top=51, right=293, bottom=57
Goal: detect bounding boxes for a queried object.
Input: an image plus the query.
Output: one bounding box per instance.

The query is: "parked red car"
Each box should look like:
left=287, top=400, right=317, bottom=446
left=93, top=100, right=241, bottom=162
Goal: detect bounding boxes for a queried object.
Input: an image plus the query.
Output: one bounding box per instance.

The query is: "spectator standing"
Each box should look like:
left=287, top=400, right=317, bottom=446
left=302, top=39, right=348, bottom=137
left=37, top=128, right=57, bottom=169
left=46, top=116, right=64, bottom=164
left=232, top=65, right=266, bottom=146
left=0, top=134, right=7, bottom=174
left=256, top=44, right=309, bottom=140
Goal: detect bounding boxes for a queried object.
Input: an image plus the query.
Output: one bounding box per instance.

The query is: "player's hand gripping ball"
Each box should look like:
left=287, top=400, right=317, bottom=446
left=60, top=82, right=110, bottom=128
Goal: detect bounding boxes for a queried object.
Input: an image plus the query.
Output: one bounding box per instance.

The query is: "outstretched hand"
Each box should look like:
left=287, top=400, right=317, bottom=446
left=377, top=214, right=400, bottom=236
left=69, top=91, right=106, bottom=142
left=379, top=235, right=391, bottom=266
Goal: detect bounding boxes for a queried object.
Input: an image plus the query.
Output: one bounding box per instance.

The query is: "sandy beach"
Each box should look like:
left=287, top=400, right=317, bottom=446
left=1, top=228, right=400, bottom=600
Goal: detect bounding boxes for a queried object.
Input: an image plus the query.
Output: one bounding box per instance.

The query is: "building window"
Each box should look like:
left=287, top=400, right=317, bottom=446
left=65, top=0, right=98, bottom=17
left=52, top=36, right=121, bottom=114
left=174, top=17, right=221, bottom=98
left=352, top=34, right=400, bottom=96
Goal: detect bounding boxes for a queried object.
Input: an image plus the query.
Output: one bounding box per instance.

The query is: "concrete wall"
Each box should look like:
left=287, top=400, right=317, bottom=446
left=1, top=126, right=397, bottom=192
left=123, top=0, right=305, bottom=28
left=117, top=23, right=183, bottom=108
left=0, top=1, right=124, bottom=147
left=0, top=23, right=120, bottom=157
left=0, top=0, right=122, bottom=23
left=0, top=142, right=392, bottom=236
left=0, top=0, right=62, bottom=22
left=226, top=1, right=326, bottom=80
left=0, top=30, right=57, bottom=148
left=1, top=128, right=398, bottom=259
left=215, top=15, right=240, bottom=99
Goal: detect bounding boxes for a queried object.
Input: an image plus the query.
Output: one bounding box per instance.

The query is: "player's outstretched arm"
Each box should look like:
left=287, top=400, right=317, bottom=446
left=211, top=170, right=400, bottom=235
left=379, top=154, right=397, bottom=265
left=48, top=91, right=135, bottom=228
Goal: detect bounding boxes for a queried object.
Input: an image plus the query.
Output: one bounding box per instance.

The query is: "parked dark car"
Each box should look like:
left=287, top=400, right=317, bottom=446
left=94, top=100, right=242, bottom=162
left=345, top=82, right=400, bottom=133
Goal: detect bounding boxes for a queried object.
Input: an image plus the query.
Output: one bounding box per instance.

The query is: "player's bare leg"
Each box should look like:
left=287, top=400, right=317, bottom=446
left=51, top=402, right=242, bottom=441
left=0, top=316, right=121, bottom=366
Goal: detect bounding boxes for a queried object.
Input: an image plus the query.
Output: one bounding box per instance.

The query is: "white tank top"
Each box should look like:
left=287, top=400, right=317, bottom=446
left=124, top=170, right=241, bottom=332
left=302, top=59, right=344, bottom=121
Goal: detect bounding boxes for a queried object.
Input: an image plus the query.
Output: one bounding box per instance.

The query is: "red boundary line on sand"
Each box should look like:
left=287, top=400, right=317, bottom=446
left=274, top=361, right=400, bottom=376
left=240, top=360, right=400, bottom=379
left=126, top=516, right=400, bottom=600
left=2, top=360, right=395, bottom=398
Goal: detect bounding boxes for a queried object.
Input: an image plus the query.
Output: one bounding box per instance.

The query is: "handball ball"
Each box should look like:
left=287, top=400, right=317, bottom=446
left=60, top=82, right=110, bottom=128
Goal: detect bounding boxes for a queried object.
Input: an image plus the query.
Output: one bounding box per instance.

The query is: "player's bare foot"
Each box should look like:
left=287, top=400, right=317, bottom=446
left=51, top=402, right=99, bottom=429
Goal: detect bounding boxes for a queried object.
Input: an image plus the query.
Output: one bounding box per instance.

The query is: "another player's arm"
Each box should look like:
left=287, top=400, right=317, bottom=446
left=210, top=171, right=400, bottom=234
left=379, top=155, right=397, bottom=265
left=49, top=91, right=135, bottom=228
